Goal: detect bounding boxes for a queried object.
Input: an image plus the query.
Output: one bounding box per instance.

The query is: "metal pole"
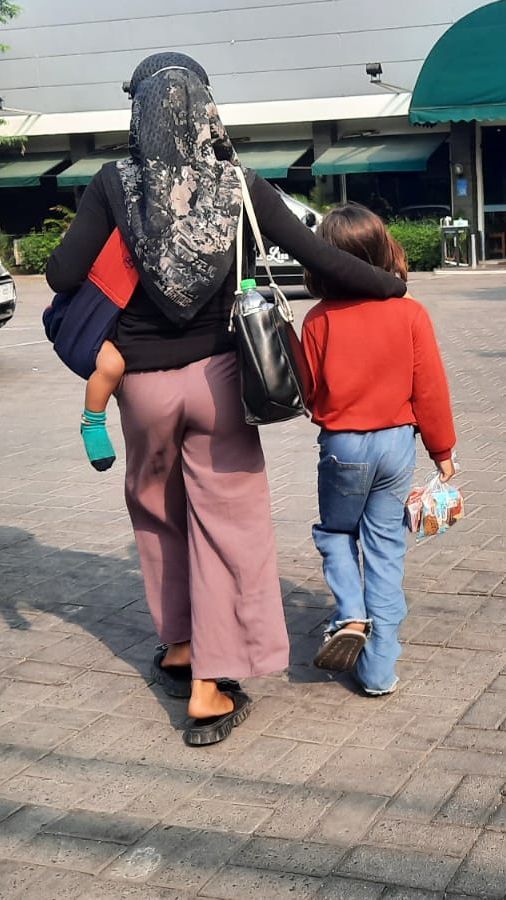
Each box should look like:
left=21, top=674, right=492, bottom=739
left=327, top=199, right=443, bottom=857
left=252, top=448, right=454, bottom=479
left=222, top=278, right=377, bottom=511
left=340, top=174, right=347, bottom=204
left=471, top=233, right=478, bottom=269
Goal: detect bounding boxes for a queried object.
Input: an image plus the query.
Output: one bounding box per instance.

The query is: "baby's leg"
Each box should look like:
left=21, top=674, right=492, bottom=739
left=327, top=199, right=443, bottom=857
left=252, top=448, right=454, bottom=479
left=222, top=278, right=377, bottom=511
left=86, top=341, right=125, bottom=412
left=81, top=342, right=125, bottom=472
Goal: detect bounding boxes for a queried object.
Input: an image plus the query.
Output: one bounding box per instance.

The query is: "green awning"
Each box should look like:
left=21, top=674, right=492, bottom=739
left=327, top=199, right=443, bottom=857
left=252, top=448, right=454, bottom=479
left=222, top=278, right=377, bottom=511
left=57, top=152, right=127, bottom=187
left=312, top=135, right=445, bottom=175
left=410, top=0, right=506, bottom=125
left=236, top=141, right=310, bottom=178
left=0, top=154, right=68, bottom=187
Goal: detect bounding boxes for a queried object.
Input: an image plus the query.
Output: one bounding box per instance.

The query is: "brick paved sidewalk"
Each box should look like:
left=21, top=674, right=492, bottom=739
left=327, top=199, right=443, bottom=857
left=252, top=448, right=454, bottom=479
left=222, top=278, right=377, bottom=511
left=0, top=273, right=504, bottom=899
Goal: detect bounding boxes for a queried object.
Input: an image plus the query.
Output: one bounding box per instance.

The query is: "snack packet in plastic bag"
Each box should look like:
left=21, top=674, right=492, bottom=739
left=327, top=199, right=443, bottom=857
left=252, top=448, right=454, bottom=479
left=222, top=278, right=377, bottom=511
left=406, top=474, right=464, bottom=541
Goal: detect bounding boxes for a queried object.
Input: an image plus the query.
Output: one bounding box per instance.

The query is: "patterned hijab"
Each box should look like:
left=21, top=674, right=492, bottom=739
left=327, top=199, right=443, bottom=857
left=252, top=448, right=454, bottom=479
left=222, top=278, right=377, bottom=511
left=126, top=52, right=210, bottom=96
left=114, top=58, right=243, bottom=325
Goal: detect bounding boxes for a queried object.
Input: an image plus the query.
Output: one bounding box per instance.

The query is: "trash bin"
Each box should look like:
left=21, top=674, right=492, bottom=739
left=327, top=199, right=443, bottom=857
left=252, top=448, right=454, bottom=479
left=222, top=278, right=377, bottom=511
left=440, top=221, right=471, bottom=268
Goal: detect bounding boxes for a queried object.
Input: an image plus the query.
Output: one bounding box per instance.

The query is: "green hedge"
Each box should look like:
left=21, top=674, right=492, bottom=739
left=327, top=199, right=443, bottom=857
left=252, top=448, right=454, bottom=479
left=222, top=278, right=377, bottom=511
left=0, top=230, right=15, bottom=269
left=13, top=213, right=441, bottom=275
left=388, top=219, right=440, bottom=272
left=15, top=207, right=74, bottom=274
left=17, top=230, right=62, bottom=274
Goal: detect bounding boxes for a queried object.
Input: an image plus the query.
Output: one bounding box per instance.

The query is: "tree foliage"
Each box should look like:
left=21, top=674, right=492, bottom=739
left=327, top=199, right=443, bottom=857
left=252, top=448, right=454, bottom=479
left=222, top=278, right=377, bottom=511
left=0, top=1, right=20, bottom=50
left=0, top=1, right=20, bottom=22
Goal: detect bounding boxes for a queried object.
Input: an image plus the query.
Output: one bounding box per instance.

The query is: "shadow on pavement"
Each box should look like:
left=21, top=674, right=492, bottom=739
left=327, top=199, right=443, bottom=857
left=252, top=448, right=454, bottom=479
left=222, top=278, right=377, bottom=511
left=0, top=525, right=350, bottom=716
left=0, top=527, right=501, bottom=897
left=0, top=525, right=190, bottom=735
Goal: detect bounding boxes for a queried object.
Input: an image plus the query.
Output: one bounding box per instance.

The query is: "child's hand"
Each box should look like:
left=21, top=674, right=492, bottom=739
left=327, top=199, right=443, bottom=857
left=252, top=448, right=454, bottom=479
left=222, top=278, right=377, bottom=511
left=437, top=458, right=456, bottom=483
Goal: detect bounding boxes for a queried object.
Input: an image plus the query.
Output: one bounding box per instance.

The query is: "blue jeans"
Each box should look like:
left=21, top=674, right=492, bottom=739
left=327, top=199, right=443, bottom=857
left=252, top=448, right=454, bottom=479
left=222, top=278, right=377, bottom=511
left=313, top=426, right=416, bottom=694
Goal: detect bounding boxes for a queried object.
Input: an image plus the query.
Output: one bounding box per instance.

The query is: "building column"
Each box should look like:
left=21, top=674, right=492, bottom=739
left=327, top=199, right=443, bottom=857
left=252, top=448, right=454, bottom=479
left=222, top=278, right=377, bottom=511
left=69, top=133, right=95, bottom=207
left=312, top=121, right=340, bottom=202
left=449, top=122, right=479, bottom=233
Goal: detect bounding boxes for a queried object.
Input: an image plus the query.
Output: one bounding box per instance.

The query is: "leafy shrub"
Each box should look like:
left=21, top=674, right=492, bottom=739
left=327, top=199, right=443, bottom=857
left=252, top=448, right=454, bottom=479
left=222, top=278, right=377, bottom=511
left=388, top=219, right=441, bottom=272
left=0, top=230, right=15, bottom=268
left=17, top=230, right=62, bottom=274
left=15, top=205, right=75, bottom=273
left=43, top=204, right=76, bottom=234
left=291, top=185, right=334, bottom=215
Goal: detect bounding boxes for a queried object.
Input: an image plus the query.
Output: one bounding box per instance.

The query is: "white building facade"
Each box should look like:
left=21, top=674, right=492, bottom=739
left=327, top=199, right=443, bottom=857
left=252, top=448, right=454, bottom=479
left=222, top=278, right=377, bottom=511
left=0, top=0, right=504, bottom=256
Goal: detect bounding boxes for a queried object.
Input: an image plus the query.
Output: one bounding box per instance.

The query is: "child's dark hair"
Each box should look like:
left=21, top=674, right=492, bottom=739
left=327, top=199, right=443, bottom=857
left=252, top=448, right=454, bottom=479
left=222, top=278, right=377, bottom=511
left=305, top=202, right=408, bottom=298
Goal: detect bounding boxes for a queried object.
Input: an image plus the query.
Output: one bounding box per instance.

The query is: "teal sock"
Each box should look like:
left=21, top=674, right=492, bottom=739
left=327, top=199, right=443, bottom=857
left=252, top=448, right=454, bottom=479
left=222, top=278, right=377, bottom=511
left=80, top=409, right=116, bottom=471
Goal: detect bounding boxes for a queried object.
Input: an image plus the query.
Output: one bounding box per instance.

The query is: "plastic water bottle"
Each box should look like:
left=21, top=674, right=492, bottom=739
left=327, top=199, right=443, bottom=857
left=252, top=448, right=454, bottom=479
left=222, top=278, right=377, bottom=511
left=240, top=278, right=273, bottom=313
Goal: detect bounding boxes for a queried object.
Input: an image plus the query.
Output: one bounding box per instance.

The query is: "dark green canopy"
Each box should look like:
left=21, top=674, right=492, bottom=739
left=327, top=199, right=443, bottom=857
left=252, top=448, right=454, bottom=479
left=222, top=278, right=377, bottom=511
left=312, top=134, right=445, bottom=175
left=57, top=152, right=127, bottom=187
left=236, top=141, right=310, bottom=178
left=57, top=143, right=310, bottom=186
left=410, top=0, right=506, bottom=125
left=0, top=154, right=67, bottom=188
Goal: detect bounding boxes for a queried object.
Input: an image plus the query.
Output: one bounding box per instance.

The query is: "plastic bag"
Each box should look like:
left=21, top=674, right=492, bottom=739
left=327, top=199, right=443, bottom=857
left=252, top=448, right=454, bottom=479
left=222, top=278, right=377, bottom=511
left=406, top=474, right=464, bottom=541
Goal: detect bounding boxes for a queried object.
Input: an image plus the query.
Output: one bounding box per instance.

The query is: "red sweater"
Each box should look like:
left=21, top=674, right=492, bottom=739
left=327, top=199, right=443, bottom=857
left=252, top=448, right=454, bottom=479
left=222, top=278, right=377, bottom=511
left=301, top=296, right=456, bottom=462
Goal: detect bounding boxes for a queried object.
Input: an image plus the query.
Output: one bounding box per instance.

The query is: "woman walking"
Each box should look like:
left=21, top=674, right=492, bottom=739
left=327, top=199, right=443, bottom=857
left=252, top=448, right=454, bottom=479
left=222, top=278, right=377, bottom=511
left=46, top=52, right=407, bottom=746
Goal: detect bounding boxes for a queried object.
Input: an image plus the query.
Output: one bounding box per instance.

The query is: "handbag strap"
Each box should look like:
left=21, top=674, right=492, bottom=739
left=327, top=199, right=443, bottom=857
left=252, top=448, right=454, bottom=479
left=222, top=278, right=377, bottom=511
left=233, top=167, right=294, bottom=324
left=235, top=198, right=245, bottom=298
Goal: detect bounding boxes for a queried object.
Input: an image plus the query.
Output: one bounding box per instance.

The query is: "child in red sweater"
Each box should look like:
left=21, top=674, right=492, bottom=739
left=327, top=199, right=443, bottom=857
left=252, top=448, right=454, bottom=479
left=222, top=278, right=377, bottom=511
left=302, top=204, right=456, bottom=695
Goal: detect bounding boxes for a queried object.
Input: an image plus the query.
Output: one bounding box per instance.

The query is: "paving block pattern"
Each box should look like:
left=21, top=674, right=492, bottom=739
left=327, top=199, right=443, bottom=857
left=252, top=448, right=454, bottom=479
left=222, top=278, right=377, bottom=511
left=0, top=273, right=504, bottom=897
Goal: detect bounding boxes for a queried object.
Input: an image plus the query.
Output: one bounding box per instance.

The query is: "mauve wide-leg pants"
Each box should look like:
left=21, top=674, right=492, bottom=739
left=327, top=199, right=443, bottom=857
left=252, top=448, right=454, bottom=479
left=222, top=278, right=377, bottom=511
left=117, top=352, right=289, bottom=681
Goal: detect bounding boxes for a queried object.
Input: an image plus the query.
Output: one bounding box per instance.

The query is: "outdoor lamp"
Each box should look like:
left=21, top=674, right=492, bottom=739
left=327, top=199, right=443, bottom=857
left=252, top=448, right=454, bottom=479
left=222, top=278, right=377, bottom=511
left=366, top=64, right=409, bottom=94
left=366, top=63, right=383, bottom=83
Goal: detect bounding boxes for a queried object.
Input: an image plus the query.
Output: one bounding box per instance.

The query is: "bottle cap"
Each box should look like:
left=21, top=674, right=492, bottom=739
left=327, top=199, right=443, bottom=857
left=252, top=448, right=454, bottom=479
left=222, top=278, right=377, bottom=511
left=241, top=278, right=257, bottom=291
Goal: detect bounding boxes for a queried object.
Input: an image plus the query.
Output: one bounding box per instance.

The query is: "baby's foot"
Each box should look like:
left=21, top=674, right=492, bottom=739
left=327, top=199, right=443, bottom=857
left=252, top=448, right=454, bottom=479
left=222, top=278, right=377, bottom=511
left=80, top=409, right=116, bottom=471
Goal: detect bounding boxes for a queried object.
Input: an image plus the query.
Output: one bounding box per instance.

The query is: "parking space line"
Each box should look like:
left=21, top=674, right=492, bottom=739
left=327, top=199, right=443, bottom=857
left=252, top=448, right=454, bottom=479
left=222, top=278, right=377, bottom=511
left=0, top=340, right=47, bottom=348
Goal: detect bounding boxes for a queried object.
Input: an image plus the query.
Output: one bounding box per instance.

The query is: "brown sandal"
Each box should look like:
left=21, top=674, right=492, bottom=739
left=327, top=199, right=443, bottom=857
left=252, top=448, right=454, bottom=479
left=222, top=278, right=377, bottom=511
left=314, top=629, right=367, bottom=671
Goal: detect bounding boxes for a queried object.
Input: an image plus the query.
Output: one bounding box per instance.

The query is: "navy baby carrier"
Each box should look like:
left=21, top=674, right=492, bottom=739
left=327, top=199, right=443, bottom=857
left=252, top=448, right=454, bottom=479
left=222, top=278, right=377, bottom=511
left=43, top=228, right=139, bottom=379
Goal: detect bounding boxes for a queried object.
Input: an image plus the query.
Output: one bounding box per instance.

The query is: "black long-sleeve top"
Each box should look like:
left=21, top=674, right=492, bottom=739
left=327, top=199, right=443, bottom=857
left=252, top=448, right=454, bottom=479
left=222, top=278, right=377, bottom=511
left=46, top=165, right=406, bottom=372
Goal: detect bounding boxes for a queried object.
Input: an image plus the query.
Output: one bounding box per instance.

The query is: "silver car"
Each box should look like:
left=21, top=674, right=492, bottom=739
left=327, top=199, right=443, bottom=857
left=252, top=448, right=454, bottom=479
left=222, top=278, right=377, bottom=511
left=256, top=190, right=322, bottom=287
left=0, top=260, right=16, bottom=328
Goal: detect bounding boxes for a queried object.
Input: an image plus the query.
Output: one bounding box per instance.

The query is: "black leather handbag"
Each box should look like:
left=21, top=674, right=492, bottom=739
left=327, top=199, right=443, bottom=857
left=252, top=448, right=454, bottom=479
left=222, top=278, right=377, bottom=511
left=230, top=167, right=311, bottom=426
